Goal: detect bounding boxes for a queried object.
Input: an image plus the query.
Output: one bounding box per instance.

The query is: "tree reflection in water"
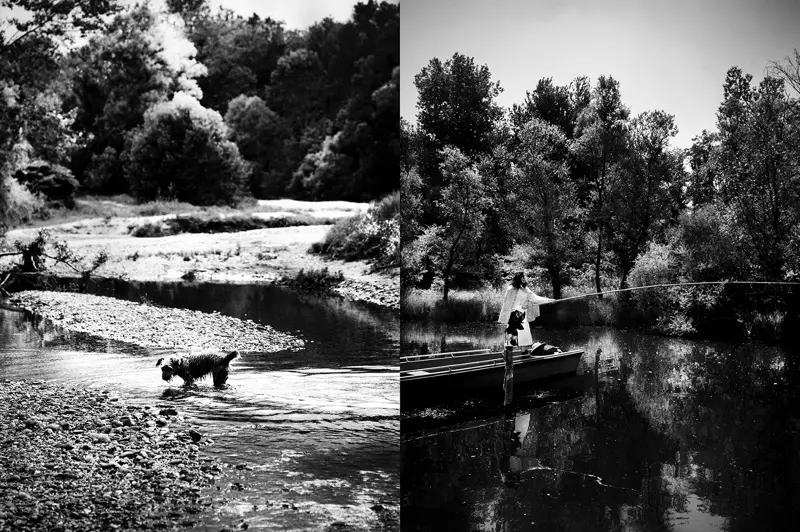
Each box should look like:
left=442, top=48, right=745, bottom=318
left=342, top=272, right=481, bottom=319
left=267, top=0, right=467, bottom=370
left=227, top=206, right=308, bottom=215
left=401, top=325, right=800, bottom=531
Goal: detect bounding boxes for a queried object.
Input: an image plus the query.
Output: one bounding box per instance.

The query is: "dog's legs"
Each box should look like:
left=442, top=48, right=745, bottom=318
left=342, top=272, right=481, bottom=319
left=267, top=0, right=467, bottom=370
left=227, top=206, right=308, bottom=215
left=212, top=367, right=229, bottom=387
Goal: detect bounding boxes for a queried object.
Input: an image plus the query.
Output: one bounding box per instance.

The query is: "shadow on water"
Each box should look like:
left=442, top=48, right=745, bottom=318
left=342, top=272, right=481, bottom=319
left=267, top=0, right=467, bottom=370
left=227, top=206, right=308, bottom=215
left=0, top=281, right=399, bottom=531
left=401, top=321, right=800, bottom=531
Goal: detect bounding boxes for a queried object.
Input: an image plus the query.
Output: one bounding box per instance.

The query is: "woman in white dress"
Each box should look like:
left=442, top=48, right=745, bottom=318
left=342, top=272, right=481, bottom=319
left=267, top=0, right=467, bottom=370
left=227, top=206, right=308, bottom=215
left=497, top=272, right=555, bottom=347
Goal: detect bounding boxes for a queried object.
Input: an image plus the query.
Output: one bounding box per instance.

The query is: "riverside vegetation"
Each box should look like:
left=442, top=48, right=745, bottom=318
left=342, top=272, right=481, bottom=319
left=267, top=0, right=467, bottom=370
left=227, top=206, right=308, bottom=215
left=402, top=50, right=800, bottom=345
left=0, top=0, right=400, bottom=306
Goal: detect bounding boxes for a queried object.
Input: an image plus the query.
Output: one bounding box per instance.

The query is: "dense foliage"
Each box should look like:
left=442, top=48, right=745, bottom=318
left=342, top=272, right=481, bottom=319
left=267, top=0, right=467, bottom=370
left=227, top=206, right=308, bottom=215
left=125, top=93, right=249, bottom=205
left=0, top=0, right=398, bottom=232
left=312, top=191, right=399, bottom=270
left=403, top=51, right=800, bottom=340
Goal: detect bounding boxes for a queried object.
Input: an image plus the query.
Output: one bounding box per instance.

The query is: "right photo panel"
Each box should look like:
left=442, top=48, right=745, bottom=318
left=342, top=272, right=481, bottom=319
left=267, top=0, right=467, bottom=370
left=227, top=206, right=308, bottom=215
left=400, top=0, right=800, bottom=530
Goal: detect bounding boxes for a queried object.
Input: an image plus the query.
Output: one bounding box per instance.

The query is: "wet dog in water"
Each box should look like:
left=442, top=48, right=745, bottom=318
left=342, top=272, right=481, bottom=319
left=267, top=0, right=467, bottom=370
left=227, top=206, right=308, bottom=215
left=156, top=351, right=239, bottom=387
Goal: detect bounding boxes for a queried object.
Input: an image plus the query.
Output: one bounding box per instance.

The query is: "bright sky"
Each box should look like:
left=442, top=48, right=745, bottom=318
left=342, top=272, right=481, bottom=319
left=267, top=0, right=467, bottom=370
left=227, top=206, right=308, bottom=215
left=401, top=0, right=800, bottom=150
left=209, top=0, right=398, bottom=29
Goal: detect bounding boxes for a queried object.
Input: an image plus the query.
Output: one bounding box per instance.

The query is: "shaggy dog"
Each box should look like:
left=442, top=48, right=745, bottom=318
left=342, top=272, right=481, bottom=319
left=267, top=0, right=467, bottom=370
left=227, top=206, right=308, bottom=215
left=505, top=310, right=526, bottom=346
left=156, top=350, right=239, bottom=387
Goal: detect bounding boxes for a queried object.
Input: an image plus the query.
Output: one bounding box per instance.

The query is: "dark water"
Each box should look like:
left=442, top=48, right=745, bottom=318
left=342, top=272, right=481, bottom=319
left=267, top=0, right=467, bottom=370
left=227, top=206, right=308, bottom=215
left=401, top=322, right=800, bottom=531
left=0, top=281, right=398, bottom=531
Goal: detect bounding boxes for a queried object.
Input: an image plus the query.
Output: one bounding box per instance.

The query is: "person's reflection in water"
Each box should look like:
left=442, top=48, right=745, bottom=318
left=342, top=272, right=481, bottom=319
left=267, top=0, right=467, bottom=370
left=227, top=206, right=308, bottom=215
left=496, top=412, right=524, bottom=487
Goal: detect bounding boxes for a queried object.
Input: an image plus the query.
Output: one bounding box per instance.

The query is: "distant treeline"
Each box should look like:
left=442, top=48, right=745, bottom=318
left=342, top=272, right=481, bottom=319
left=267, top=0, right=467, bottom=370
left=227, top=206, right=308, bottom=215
left=402, top=51, right=800, bottom=337
left=0, top=0, right=398, bottom=223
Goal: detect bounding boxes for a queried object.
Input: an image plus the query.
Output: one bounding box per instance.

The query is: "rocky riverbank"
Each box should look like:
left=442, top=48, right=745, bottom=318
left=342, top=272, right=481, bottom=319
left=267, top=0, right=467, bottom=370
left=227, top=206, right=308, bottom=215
left=7, top=291, right=304, bottom=352
left=0, top=379, right=222, bottom=531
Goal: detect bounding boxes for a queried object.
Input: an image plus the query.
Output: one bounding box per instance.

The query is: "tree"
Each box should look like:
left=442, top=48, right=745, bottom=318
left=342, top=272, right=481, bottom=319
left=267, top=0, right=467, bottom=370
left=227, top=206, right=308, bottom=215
left=224, top=94, right=289, bottom=197
left=715, top=67, right=800, bottom=280
left=413, top=53, right=504, bottom=196
left=427, top=147, right=491, bottom=303
left=686, top=130, right=719, bottom=207
left=124, top=92, right=249, bottom=206
left=606, top=111, right=685, bottom=288
left=0, top=0, right=120, bottom=57
left=571, top=75, right=630, bottom=295
left=1, top=1, right=120, bottom=222
left=65, top=2, right=207, bottom=193
left=189, top=10, right=287, bottom=112
left=509, top=118, right=581, bottom=298
left=415, top=53, right=503, bottom=157
left=768, top=48, right=800, bottom=96
left=509, top=78, right=572, bottom=139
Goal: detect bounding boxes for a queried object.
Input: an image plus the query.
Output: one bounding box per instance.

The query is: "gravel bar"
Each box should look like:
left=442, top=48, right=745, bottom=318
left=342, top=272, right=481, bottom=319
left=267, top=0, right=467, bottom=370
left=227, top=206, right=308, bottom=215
left=8, top=291, right=304, bottom=352
left=0, top=380, right=223, bottom=531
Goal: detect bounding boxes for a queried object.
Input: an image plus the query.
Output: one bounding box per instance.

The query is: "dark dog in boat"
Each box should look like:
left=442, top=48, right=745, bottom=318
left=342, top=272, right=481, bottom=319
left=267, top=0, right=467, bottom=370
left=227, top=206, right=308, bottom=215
left=156, top=351, right=239, bottom=387
left=505, top=310, right=526, bottom=346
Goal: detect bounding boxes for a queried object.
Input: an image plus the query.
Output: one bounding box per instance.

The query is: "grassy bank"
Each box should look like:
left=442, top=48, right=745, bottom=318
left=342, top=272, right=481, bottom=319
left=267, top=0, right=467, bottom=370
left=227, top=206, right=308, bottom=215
left=402, top=286, right=797, bottom=345
left=10, top=194, right=367, bottom=231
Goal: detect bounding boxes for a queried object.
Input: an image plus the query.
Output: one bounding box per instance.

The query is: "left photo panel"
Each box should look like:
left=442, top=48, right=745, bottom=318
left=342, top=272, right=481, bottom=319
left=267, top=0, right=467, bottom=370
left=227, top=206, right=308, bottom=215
left=0, top=0, right=400, bottom=530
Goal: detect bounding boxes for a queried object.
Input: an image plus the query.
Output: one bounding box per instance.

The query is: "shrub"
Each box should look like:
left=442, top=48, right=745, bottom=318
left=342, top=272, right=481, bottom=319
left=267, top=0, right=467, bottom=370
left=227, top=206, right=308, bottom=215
left=311, top=195, right=400, bottom=270
left=129, top=214, right=328, bottom=237
left=0, top=175, right=45, bottom=233
left=288, top=267, right=345, bottom=292
left=14, top=161, right=79, bottom=208
left=125, top=92, right=249, bottom=206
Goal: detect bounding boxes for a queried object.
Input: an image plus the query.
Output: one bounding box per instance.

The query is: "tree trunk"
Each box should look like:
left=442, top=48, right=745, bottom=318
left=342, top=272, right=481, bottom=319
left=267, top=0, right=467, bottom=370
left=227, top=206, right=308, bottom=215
left=619, top=265, right=629, bottom=290
left=551, top=272, right=562, bottom=300
left=594, top=228, right=603, bottom=299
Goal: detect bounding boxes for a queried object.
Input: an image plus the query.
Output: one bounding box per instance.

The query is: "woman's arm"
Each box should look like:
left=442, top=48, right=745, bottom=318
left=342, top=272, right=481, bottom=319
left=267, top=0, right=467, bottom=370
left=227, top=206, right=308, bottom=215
left=529, top=292, right=555, bottom=305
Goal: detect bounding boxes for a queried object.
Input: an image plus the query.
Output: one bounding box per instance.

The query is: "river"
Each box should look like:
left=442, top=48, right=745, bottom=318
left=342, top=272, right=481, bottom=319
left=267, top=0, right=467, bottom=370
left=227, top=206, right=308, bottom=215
left=401, top=322, right=800, bottom=531
left=0, top=280, right=399, bottom=531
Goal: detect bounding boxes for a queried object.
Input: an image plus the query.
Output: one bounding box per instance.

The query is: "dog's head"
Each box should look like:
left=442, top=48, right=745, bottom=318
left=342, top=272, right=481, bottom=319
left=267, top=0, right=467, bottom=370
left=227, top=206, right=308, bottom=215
left=156, top=356, right=182, bottom=382
left=506, top=309, right=525, bottom=333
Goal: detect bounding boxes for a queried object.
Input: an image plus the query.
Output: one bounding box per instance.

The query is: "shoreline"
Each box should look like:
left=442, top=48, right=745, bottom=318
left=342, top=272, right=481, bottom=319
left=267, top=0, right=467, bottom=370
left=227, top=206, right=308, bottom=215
left=0, top=379, right=224, bottom=531
left=3, top=217, right=399, bottom=311
left=6, top=290, right=305, bottom=352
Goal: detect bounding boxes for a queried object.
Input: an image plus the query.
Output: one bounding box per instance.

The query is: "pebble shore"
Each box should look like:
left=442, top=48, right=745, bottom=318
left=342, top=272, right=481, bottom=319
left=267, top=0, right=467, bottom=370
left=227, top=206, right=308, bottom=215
left=0, top=380, right=222, bottom=531
left=8, top=290, right=304, bottom=352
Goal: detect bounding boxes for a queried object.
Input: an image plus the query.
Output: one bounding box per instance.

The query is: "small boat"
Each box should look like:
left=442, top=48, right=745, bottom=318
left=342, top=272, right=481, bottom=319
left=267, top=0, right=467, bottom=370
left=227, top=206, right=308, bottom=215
left=401, top=343, right=584, bottom=397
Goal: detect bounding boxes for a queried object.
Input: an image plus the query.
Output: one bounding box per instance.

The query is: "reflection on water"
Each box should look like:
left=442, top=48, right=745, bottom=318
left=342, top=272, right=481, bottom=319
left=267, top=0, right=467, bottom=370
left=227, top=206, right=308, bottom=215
left=0, top=281, right=399, bottom=531
left=402, top=323, right=800, bottom=531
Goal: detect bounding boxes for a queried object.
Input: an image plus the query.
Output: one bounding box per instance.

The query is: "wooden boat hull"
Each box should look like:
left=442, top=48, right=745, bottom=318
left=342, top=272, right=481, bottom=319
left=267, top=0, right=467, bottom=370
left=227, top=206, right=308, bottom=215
left=401, top=347, right=584, bottom=396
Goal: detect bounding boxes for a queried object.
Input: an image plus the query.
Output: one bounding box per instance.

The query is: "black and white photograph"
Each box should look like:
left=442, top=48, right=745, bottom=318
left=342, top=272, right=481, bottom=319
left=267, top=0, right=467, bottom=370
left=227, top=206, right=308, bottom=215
left=0, top=0, right=399, bottom=530
left=400, top=0, right=800, bottom=530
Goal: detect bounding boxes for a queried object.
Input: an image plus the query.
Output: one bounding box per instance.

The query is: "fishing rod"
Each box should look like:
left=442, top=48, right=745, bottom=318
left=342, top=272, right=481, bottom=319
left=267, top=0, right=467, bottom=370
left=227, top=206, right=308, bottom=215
left=546, top=280, right=800, bottom=304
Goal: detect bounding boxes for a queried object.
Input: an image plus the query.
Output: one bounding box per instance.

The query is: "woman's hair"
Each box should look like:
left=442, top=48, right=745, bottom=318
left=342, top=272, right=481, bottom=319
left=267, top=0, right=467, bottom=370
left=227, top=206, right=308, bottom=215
left=511, top=272, right=527, bottom=289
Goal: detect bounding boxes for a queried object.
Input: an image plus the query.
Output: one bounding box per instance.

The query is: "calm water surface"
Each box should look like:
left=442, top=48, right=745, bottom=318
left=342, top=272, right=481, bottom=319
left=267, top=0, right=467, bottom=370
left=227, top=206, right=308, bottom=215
left=0, top=281, right=399, bottom=531
left=401, top=322, right=800, bottom=531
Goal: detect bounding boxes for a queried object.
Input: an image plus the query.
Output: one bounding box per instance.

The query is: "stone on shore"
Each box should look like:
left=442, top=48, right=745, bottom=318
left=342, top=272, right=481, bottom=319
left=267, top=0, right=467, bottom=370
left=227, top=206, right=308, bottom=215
left=0, top=379, right=224, bottom=531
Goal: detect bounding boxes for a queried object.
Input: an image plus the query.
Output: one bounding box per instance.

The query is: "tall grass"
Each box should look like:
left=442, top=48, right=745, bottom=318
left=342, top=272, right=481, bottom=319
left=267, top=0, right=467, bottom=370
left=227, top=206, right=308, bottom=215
left=401, top=286, right=625, bottom=326
left=401, top=288, right=503, bottom=322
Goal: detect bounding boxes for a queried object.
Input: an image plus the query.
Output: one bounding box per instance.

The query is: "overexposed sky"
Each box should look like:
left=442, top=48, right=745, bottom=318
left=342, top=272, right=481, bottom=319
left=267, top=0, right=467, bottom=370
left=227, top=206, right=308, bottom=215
left=401, top=0, right=799, bottom=149
left=209, top=0, right=398, bottom=29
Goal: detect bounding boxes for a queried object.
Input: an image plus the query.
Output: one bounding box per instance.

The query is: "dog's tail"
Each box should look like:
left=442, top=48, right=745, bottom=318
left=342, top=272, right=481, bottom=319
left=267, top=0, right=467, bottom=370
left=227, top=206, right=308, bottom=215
left=223, top=350, right=239, bottom=364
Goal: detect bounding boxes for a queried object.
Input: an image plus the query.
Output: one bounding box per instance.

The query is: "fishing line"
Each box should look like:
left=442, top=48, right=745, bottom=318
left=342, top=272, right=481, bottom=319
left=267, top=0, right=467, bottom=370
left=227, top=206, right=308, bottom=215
left=548, top=280, right=800, bottom=303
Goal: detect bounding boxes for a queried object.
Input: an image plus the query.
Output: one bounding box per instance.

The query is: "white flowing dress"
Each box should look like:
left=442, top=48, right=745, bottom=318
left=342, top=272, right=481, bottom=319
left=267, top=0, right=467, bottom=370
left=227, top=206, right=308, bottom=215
left=497, top=286, right=551, bottom=347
